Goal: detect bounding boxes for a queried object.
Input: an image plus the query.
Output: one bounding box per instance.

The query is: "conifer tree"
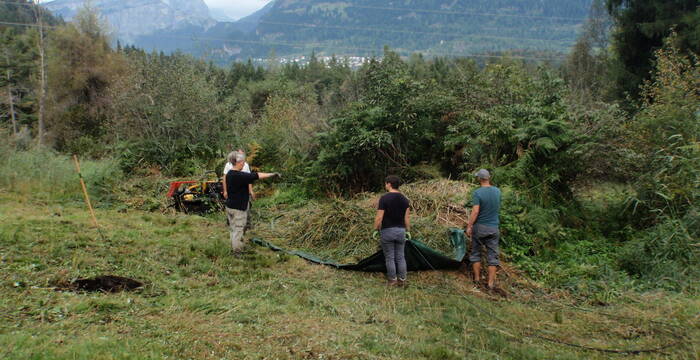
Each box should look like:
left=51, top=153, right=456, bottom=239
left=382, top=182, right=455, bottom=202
left=606, top=0, right=699, bottom=100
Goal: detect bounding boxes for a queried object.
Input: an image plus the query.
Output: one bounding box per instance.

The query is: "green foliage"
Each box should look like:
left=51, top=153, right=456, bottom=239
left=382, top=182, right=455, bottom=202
left=46, top=6, right=127, bottom=154
left=445, top=64, right=583, bottom=205
left=0, top=1, right=61, bottom=138
left=627, top=34, right=700, bottom=224
left=108, top=52, right=231, bottom=175
left=619, top=215, right=700, bottom=292
left=606, top=0, right=700, bottom=100
left=311, top=49, right=457, bottom=192
left=247, top=0, right=592, bottom=58
left=0, top=137, right=121, bottom=203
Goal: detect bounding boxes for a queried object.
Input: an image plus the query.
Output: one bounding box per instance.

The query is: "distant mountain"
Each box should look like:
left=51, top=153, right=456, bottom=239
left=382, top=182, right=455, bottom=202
left=230, top=1, right=276, bottom=33
left=46, top=0, right=215, bottom=43
left=44, top=0, right=595, bottom=62
left=236, top=0, right=594, bottom=58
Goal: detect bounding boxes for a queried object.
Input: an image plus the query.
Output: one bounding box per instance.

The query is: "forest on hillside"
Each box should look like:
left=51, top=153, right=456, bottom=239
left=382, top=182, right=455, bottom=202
left=248, top=0, right=594, bottom=57
left=1, top=0, right=699, bottom=299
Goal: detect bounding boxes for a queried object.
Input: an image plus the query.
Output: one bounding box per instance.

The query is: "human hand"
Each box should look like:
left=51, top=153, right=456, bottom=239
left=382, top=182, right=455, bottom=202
left=250, top=192, right=256, bottom=201
left=467, top=226, right=473, bottom=238
left=223, top=192, right=228, bottom=200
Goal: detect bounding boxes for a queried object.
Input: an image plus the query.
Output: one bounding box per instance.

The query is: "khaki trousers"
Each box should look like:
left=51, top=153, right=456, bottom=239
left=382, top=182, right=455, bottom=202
left=226, top=207, right=248, bottom=250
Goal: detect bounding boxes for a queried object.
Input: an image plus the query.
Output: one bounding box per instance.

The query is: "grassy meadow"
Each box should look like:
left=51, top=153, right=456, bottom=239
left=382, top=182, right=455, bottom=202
left=1, top=187, right=698, bottom=359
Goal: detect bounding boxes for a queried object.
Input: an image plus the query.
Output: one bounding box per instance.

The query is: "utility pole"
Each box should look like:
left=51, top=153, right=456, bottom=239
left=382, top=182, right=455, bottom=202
left=6, top=68, right=17, bottom=136
left=32, top=0, right=47, bottom=146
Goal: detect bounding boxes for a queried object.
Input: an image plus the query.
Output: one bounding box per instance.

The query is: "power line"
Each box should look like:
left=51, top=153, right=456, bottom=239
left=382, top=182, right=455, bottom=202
left=155, top=34, right=567, bottom=61
left=343, top=4, right=586, bottom=21
left=1, top=0, right=578, bottom=54
left=0, top=21, right=566, bottom=60
left=2, top=0, right=589, bottom=22
left=1, top=20, right=567, bottom=61
left=258, top=20, right=575, bottom=44
left=0, top=6, right=578, bottom=45
left=0, top=20, right=56, bottom=28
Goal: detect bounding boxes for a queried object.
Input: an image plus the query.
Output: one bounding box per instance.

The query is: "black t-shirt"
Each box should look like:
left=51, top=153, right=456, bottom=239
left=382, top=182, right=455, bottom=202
left=378, top=192, right=410, bottom=229
left=225, top=171, right=259, bottom=210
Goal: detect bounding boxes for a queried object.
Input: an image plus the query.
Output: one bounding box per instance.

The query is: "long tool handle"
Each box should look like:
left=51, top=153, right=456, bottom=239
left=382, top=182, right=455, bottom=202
left=73, top=155, right=100, bottom=229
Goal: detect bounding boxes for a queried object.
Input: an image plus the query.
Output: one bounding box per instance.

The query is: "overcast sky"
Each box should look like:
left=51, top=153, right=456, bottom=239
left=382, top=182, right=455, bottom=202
left=44, top=0, right=273, bottom=21
left=204, top=0, right=272, bottom=20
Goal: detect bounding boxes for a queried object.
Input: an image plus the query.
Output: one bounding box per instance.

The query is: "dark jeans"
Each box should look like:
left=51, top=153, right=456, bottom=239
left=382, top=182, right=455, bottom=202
left=380, top=227, right=407, bottom=280
left=469, top=224, right=500, bottom=266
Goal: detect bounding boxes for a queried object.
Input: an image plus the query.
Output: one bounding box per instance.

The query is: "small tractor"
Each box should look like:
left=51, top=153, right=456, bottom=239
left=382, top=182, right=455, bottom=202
left=167, top=171, right=225, bottom=214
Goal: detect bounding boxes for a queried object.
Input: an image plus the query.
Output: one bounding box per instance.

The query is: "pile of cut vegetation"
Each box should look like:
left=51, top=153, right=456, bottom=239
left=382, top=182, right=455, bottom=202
left=254, top=180, right=472, bottom=263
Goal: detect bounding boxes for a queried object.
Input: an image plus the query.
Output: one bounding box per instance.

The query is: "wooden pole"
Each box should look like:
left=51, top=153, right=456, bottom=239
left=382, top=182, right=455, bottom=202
left=73, top=155, right=100, bottom=230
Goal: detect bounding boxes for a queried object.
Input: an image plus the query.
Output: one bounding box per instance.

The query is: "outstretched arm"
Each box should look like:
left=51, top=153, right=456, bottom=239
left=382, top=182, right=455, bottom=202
left=257, top=172, right=280, bottom=180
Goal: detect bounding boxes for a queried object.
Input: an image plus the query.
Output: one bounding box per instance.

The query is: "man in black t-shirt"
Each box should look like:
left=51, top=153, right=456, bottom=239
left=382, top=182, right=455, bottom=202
left=223, top=152, right=279, bottom=252
left=374, top=175, right=411, bottom=286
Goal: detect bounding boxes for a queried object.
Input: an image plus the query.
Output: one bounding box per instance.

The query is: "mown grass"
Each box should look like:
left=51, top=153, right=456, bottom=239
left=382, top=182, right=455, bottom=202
left=1, top=193, right=698, bottom=359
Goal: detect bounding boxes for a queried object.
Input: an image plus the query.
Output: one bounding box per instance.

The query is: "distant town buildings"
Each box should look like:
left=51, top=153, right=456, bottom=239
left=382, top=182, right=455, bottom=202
left=250, top=55, right=372, bottom=68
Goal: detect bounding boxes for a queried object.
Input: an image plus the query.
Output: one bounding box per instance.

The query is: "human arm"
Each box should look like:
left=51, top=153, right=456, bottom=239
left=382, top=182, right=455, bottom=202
left=404, top=208, right=411, bottom=232
left=374, top=210, right=385, bottom=231
left=467, top=205, right=480, bottom=238
left=257, top=172, right=280, bottom=180
left=222, top=173, right=228, bottom=199
left=248, top=184, right=255, bottom=200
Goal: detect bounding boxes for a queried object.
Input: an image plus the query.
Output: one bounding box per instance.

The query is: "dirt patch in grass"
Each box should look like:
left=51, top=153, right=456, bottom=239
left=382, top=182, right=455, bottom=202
left=57, top=275, right=144, bottom=293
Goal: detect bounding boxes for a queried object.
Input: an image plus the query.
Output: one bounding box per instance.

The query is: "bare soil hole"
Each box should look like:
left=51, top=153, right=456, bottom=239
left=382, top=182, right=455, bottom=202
left=61, top=275, right=144, bottom=293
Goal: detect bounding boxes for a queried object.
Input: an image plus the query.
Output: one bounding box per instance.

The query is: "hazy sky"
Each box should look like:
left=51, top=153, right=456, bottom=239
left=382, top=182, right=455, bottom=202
left=43, top=0, right=273, bottom=21
left=204, top=0, right=272, bottom=20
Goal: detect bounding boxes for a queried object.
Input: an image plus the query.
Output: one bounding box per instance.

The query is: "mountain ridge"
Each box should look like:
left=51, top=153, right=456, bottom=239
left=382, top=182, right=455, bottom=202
left=46, top=0, right=214, bottom=43
left=44, top=0, right=594, bottom=62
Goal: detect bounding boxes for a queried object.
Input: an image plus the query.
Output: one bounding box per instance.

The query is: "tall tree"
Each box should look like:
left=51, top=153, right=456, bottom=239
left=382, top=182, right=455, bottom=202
left=606, top=0, right=700, bottom=100
left=46, top=3, right=126, bottom=153
left=565, top=0, right=613, bottom=101
left=32, top=0, right=47, bottom=145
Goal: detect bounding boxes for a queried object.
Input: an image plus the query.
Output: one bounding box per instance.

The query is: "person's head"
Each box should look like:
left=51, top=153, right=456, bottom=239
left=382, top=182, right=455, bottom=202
left=227, top=151, right=237, bottom=165
left=237, top=148, right=246, bottom=156
left=384, top=175, right=402, bottom=191
left=234, top=152, right=246, bottom=170
left=474, top=169, right=491, bottom=184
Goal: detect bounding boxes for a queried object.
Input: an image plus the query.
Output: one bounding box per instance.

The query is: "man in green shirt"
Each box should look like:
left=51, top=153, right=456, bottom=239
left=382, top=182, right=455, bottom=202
left=466, top=169, right=501, bottom=290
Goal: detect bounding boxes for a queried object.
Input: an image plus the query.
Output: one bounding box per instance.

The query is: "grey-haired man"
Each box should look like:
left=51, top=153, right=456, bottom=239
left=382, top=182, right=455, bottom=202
left=466, top=169, right=501, bottom=290
left=223, top=153, right=279, bottom=252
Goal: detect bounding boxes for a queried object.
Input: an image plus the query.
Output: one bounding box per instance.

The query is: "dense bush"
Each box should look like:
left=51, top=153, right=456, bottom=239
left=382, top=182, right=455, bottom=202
left=626, top=35, right=700, bottom=225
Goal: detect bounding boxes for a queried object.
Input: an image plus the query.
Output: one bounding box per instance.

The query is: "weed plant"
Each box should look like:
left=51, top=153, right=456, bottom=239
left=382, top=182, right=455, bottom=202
left=0, top=142, right=121, bottom=204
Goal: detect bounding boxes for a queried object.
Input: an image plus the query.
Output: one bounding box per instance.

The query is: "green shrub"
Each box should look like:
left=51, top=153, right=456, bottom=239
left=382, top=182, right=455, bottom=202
left=618, top=215, right=700, bottom=292
left=0, top=144, right=121, bottom=203
left=626, top=34, right=700, bottom=225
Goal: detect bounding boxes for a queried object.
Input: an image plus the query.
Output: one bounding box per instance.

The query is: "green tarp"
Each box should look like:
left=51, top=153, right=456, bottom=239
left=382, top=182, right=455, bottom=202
left=252, top=228, right=467, bottom=272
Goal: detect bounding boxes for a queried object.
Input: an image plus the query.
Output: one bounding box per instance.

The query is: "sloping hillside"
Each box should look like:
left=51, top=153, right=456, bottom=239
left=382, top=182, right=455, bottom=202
left=230, top=0, right=593, bottom=58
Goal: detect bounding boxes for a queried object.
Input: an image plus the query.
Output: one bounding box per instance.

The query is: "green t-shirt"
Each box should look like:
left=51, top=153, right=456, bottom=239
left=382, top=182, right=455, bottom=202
left=471, top=186, right=501, bottom=227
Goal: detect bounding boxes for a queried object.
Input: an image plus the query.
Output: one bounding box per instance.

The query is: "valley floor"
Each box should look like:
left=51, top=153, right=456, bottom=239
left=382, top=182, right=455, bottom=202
left=0, top=194, right=698, bottom=359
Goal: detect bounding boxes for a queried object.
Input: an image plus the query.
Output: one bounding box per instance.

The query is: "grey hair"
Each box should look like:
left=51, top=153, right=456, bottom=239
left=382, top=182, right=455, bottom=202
left=235, top=152, right=246, bottom=163
left=227, top=151, right=237, bottom=164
